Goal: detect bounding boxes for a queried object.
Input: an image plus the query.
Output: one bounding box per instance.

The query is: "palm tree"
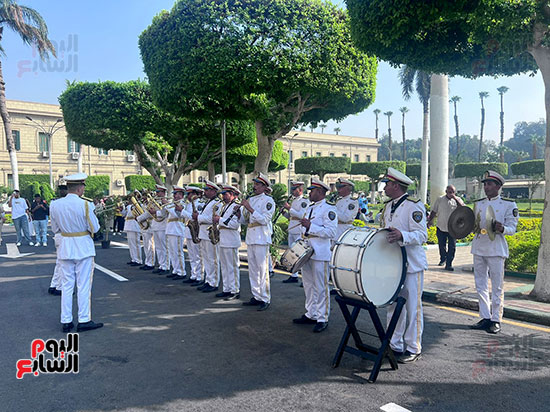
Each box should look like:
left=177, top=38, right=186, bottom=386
left=497, top=86, right=509, bottom=162
left=384, top=111, right=393, bottom=160
left=399, top=65, right=431, bottom=203
left=450, top=96, right=461, bottom=161
left=334, top=127, right=341, bottom=135
left=478, top=91, right=489, bottom=161
left=399, top=106, right=409, bottom=161
left=0, top=0, right=55, bottom=190
left=319, top=124, right=327, bottom=134
left=373, top=108, right=381, bottom=141
left=530, top=134, right=543, bottom=159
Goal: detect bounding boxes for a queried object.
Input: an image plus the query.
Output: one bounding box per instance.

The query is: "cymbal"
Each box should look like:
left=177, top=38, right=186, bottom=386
left=448, top=206, right=475, bottom=239
left=486, top=205, right=497, bottom=241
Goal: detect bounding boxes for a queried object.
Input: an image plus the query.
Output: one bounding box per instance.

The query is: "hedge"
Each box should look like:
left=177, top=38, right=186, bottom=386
left=454, top=162, right=508, bottom=178
left=510, top=159, right=544, bottom=176
left=506, top=230, right=540, bottom=273
left=125, top=175, right=157, bottom=192
left=351, top=180, right=370, bottom=193
left=350, top=160, right=406, bottom=177
left=19, top=174, right=50, bottom=201
left=294, top=156, right=350, bottom=180
left=84, top=175, right=110, bottom=199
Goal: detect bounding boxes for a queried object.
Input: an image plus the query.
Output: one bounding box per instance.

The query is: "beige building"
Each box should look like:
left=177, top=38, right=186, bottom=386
left=1, top=100, right=141, bottom=193
left=2, top=100, right=379, bottom=192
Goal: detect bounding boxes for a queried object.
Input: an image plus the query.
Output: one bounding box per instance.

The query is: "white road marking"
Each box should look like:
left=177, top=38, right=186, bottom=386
left=95, top=264, right=128, bottom=282
left=108, top=241, right=129, bottom=249
left=381, top=403, right=412, bottom=412
left=0, top=243, right=35, bottom=259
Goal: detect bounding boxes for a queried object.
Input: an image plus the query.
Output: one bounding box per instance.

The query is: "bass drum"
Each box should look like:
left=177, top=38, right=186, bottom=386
left=330, top=227, right=407, bottom=307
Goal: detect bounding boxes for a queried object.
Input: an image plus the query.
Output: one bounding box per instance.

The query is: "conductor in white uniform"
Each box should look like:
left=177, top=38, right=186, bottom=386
left=49, top=173, right=103, bottom=333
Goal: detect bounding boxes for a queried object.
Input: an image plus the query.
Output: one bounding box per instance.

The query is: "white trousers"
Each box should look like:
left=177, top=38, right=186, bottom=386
left=247, top=244, right=270, bottom=303
left=59, top=257, right=94, bottom=324
left=387, top=271, right=424, bottom=355
left=142, top=231, right=155, bottom=267
left=186, top=238, right=203, bottom=280
left=473, top=255, right=505, bottom=322
left=127, top=231, right=142, bottom=264
left=301, top=259, right=330, bottom=322
left=50, top=233, right=62, bottom=290
left=167, top=235, right=186, bottom=276
left=220, top=246, right=240, bottom=293
left=288, top=232, right=301, bottom=277
left=200, top=240, right=220, bottom=287
left=153, top=230, right=169, bottom=270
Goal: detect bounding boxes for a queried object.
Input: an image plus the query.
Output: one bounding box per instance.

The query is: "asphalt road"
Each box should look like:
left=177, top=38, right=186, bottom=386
left=1, top=228, right=549, bottom=412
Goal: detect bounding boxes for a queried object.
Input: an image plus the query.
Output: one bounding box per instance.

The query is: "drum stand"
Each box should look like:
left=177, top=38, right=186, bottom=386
left=332, top=295, right=406, bottom=383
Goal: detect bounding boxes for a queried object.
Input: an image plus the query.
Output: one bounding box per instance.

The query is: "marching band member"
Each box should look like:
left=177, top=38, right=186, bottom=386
left=195, top=180, right=221, bottom=293
left=49, top=173, right=102, bottom=332
left=138, top=200, right=155, bottom=271
left=237, top=173, right=275, bottom=311
left=334, top=177, right=358, bottom=241
left=151, top=185, right=170, bottom=275
left=381, top=167, right=427, bottom=363
left=282, top=181, right=309, bottom=283
left=122, top=197, right=142, bottom=267
left=470, top=171, right=518, bottom=334
left=214, top=185, right=242, bottom=300
left=165, top=186, right=189, bottom=280
left=48, top=184, right=67, bottom=296
left=185, top=186, right=205, bottom=286
left=292, top=178, right=337, bottom=333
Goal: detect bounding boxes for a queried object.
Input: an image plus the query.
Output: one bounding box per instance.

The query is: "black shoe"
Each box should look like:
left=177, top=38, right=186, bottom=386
left=216, top=291, right=232, bottom=298
left=183, top=278, right=196, bottom=283
left=257, top=301, right=270, bottom=311
left=127, top=261, right=134, bottom=265
left=141, top=265, right=154, bottom=271
left=202, top=285, right=219, bottom=293
left=269, top=271, right=275, bottom=278
left=224, top=293, right=240, bottom=301
left=48, top=287, right=61, bottom=296
left=172, top=275, right=186, bottom=280
left=283, top=276, right=299, bottom=284
left=166, top=273, right=177, bottom=278
left=438, top=260, right=445, bottom=266
left=330, top=289, right=338, bottom=296
left=300, top=282, right=303, bottom=288
left=444, top=266, right=454, bottom=271
left=313, top=322, right=328, bottom=333
left=62, top=322, right=74, bottom=333
left=243, top=298, right=261, bottom=306
left=293, top=314, right=317, bottom=325
left=152, top=268, right=163, bottom=274
left=159, top=270, right=170, bottom=275
left=470, top=318, right=492, bottom=330
left=398, top=351, right=421, bottom=363
left=391, top=349, right=404, bottom=358
left=129, top=262, right=141, bottom=266
left=191, top=280, right=204, bottom=287
left=197, top=283, right=208, bottom=291
left=487, top=321, right=501, bottom=334
left=76, top=321, right=104, bottom=332
left=139, top=265, right=147, bottom=270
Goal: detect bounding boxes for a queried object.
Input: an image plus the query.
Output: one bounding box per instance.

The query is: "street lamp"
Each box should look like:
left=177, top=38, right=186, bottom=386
left=26, top=116, right=64, bottom=189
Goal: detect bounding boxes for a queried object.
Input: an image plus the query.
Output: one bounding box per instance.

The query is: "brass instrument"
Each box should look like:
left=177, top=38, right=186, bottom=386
left=187, top=196, right=201, bottom=244
left=162, top=199, right=187, bottom=209
left=130, top=195, right=150, bottom=230
left=146, top=192, right=166, bottom=222
left=207, top=201, right=220, bottom=244
left=80, top=195, right=93, bottom=202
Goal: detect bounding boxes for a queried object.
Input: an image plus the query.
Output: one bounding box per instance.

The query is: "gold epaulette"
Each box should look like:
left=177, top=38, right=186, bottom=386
left=406, top=197, right=421, bottom=203
left=325, top=198, right=336, bottom=206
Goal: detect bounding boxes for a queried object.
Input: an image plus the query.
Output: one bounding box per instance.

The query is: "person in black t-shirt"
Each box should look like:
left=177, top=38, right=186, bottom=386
left=31, top=194, right=49, bottom=246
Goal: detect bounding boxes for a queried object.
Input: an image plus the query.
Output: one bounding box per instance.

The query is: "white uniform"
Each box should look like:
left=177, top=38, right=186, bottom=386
left=239, top=193, right=275, bottom=303
left=152, top=208, right=169, bottom=271
left=471, top=196, right=518, bottom=322
left=122, top=205, right=142, bottom=264
left=335, top=194, right=358, bottom=242
left=300, top=199, right=337, bottom=323
left=165, top=206, right=190, bottom=277
left=139, top=212, right=155, bottom=267
left=381, top=194, right=428, bottom=355
left=49, top=198, right=63, bottom=291
left=218, top=200, right=241, bottom=294
left=185, top=199, right=203, bottom=281
left=198, top=198, right=221, bottom=287
left=50, top=194, right=100, bottom=324
left=285, top=195, right=310, bottom=278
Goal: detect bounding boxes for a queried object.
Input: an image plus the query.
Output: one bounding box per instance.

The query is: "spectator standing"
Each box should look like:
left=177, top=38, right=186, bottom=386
left=31, top=194, right=49, bottom=246
left=9, top=190, right=33, bottom=246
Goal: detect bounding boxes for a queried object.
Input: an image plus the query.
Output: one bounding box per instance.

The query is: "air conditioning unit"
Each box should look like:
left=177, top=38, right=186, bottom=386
left=70, top=152, right=80, bottom=160
left=115, top=178, right=124, bottom=187
left=41, top=151, right=49, bottom=158
left=126, top=154, right=135, bottom=162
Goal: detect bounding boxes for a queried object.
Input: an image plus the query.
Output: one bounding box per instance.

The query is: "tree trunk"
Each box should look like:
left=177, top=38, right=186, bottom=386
left=208, top=161, right=216, bottom=182
left=500, top=103, right=505, bottom=162
left=429, top=74, right=449, bottom=204
left=319, top=171, right=326, bottom=181
left=254, top=120, right=276, bottom=175
left=388, top=127, right=392, bottom=161
left=402, top=120, right=406, bottom=161
left=0, top=51, right=19, bottom=189
left=479, top=106, right=485, bottom=162
left=420, top=102, right=430, bottom=204
left=454, top=102, right=460, bottom=162
left=239, top=163, right=247, bottom=194
left=370, top=177, right=376, bottom=204
left=529, top=45, right=550, bottom=301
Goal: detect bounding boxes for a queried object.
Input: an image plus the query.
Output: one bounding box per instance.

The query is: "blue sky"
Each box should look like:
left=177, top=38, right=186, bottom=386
left=3, top=0, right=546, bottom=144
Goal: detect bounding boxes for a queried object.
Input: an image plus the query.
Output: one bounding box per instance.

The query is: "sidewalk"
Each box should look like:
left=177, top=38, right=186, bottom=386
left=240, top=242, right=550, bottom=327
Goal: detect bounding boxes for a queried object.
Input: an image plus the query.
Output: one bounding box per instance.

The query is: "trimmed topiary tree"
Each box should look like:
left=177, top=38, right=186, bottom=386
left=294, top=156, right=351, bottom=181
left=84, top=175, right=110, bottom=199
left=350, top=160, right=406, bottom=202
left=125, top=175, right=157, bottom=193
left=454, top=162, right=508, bottom=179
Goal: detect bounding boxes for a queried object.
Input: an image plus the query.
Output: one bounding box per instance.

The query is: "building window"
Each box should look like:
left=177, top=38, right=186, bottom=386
left=68, top=138, right=81, bottom=153
left=366, top=155, right=371, bottom=162
left=7, top=174, right=13, bottom=189
left=354, top=154, right=359, bottom=162
left=329, top=152, right=335, bottom=157
left=270, top=179, right=276, bottom=185
left=302, top=151, right=308, bottom=158
left=316, top=152, right=321, bottom=157
left=98, top=148, right=109, bottom=155
left=342, top=153, right=347, bottom=157
left=8, top=130, right=21, bottom=151
left=39, top=132, right=49, bottom=152
left=289, top=150, right=293, bottom=163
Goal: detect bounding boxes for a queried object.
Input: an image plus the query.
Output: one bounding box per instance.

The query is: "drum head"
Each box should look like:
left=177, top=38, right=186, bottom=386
left=360, top=229, right=406, bottom=307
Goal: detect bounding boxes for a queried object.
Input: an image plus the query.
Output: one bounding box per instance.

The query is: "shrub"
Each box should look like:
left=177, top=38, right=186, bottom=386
left=454, top=162, right=508, bottom=178
left=517, top=218, right=541, bottom=232
left=506, top=229, right=540, bottom=273
left=125, top=175, right=157, bottom=192
left=19, top=174, right=50, bottom=201
left=84, top=175, right=110, bottom=199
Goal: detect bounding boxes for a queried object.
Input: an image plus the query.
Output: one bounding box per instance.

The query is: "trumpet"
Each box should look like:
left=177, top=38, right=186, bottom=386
left=162, top=199, right=187, bottom=209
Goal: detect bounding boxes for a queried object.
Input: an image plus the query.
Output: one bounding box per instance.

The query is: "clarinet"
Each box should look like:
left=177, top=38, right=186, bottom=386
left=304, top=205, right=315, bottom=237
left=272, top=194, right=294, bottom=223
left=223, top=192, right=252, bottom=226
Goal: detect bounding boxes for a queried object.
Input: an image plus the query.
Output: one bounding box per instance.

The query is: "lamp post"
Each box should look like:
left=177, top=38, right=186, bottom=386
left=25, top=116, right=64, bottom=189
left=285, top=132, right=299, bottom=194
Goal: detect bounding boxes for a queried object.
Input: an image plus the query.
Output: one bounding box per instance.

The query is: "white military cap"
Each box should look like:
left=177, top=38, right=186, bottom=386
left=172, top=185, right=185, bottom=193
left=290, top=180, right=305, bottom=187
left=381, top=167, right=414, bottom=186
left=155, top=184, right=167, bottom=191
left=481, top=170, right=505, bottom=186
left=64, top=173, right=88, bottom=185
left=185, top=185, right=204, bottom=193
left=307, top=177, right=330, bottom=191
left=336, top=177, right=355, bottom=187
left=221, top=184, right=241, bottom=195
left=204, top=180, right=221, bottom=191
left=253, top=172, right=271, bottom=187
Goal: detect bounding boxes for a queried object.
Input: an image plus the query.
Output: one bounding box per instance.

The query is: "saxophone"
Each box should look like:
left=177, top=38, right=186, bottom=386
left=208, top=201, right=220, bottom=245
left=188, top=196, right=201, bottom=244
left=130, top=195, right=150, bottom=230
